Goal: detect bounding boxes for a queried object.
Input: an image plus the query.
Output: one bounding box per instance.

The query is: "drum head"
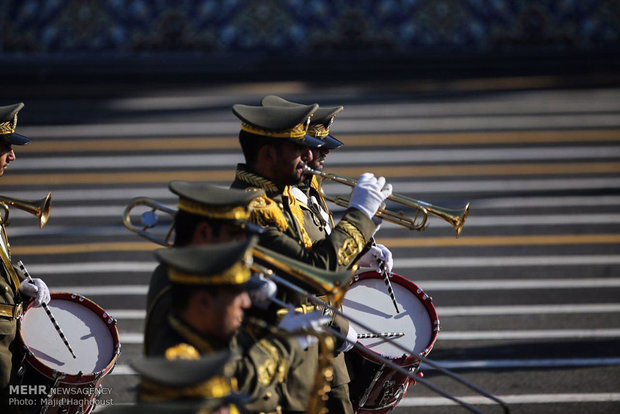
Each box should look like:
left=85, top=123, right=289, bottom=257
left=21, top=298, right=115, bottom=375
left=342, top=276, right=433, bottom=357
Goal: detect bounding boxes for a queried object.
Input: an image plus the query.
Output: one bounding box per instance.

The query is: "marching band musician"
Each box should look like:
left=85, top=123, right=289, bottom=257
left=0, top=103, right=50, bottom=411
left=230, top=103, right=391, bottom=273
left=259, top=96, right=394, bottom=414
left=102, top=351, right=248, bottom=414
left=143, top=181, right=271, bottom=356
left=229, top=103, right=392, bottom=414
left=149, top=238, right=329, bottom=414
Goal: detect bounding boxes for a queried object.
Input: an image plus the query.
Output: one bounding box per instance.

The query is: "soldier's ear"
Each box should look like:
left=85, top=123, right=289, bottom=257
left=260, top=144, right=277, bottom=164
left=193, top=221, right=212, bottom=244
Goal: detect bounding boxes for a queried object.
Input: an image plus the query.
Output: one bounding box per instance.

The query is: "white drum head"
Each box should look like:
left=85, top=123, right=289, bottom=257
left=21, top=299, right=114, bottom=375
left=342, top=277, right=432, bottom=357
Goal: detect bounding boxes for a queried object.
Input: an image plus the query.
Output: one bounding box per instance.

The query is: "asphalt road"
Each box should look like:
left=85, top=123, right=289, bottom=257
left=2, top=77, right=620, bottom=413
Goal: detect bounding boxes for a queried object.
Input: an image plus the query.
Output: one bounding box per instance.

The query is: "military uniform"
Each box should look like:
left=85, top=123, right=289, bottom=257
left=261, top=96, right=358, bottom=414
left=230, top=165, right=375, bottom=273
left=230, top=103, right=377, bottom=413
left=143, top=181, right=264, bottom=356
left=104, top=351, right=246, bottom=414
left=149, top=240, right=303, bottom=414
left=0, top=103, right=33, bottom=408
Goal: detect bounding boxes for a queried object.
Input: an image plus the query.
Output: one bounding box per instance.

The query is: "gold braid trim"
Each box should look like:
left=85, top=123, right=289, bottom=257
left=283, top=186, right=313, bottom=249
left=0, top=114, right=17, bottom=135
left=248, top=195, right=288, bottom=232
left=308, top=123, right=329, bottom=138
left=335, top=220, right=366, bottom=266
left=140, top=374, right=233, bottom=402
left=256, top=339, right=288, bottom=385
left=235, top=169, right=279, bottom=193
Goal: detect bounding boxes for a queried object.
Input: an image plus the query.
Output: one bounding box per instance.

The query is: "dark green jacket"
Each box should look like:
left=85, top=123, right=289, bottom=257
left=230, top=164, right=376, bottom=273
left=0, top=241, right=28, bottom=392
left=231, top=165, right=376, bottom=411
left=149, top=314, right=302, bottom=414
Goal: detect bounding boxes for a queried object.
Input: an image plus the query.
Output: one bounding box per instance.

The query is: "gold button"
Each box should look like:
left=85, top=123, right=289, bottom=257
left=278, top=203, right=284, bottom=209
left=263, top=391, right=272, bottom=400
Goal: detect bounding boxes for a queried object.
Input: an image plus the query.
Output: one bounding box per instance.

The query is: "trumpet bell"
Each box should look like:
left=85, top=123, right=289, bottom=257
left=252, top=245, right=353, bottom=306
left=0, top=193, right=52, bottom=228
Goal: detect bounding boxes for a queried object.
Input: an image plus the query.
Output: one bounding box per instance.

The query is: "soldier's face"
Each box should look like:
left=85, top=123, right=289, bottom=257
left=308, top=147, right=330, bottom=171
left=208, top=288, right=251, bottom=341
left=0, top=142, right=15, bottom=177
left=273, top=142, right=313, bottom=185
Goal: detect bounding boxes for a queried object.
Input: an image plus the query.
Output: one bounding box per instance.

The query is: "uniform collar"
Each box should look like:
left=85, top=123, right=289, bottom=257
left=168, top=314, right=226, bottom=354
left=234, top=164, right=281, bottom=194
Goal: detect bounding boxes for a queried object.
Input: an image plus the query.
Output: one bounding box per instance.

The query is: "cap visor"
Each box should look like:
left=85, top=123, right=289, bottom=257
left=324, top=134, right=344, bottom=150
left=299, top=134, right=324, bottom=148
left=3, top=132, right=30, bottom=145
left=235, top=220, right=265, bottom=235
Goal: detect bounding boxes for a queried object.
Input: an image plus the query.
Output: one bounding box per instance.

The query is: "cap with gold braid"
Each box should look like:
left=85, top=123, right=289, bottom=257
left=156, top=237, right=262, bottom=290
left=106, top=351, right=248, bottom=413
left=170, top=180, right=263, bottom=223
left=232, top=103, right=324, bottom=148
left=261, top=95, right=344, bottom=150
left=0, top=102, right=30, bottom=145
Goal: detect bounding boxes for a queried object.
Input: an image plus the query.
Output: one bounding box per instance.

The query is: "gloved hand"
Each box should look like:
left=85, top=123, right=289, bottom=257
left=248, top=274, right=277, bottom=310
left=278, top=310, right=331, bottom=350
left=19, top=278, right=50, bottom=307
left=348, top=173, right=392, bottom=220
left=357, top=244, right=393, bottom=274
left=337, top=324, right=358, bottom=353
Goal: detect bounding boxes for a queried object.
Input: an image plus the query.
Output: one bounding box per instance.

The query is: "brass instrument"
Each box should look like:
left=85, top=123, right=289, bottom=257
left=252, top=245, right=352, bottom=307
left=123, top=197, right=176, bottom=246
left=0, top=193, right=52, bottom=229
left=303, top=166, right=470, bottom=238
left=122, top=198, right=507, bottom=414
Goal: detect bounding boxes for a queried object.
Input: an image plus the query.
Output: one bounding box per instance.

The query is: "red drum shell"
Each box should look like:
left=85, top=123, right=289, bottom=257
left=16, top=292, right=121, bottom=413
left=343, top=271, right=439, bottom=413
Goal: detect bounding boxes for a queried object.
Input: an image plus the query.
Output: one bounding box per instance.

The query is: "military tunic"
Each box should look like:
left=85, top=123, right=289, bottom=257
left=150, top=314, right=302, bottom=414
left=0, top=230, right=28, bottom=412
left=294, top=179, right=356, bottom=414
left=143, top=263, right=171, bottom=357
left=231, top=165, right=376, bottom=413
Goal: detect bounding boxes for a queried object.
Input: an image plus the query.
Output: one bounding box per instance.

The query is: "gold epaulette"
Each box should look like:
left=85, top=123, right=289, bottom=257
left=165, top=343, right=201, bottom=360
left=249, top=195, right=289, bottom=232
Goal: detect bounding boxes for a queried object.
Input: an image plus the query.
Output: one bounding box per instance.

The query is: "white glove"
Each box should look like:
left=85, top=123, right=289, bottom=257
left=248, top=274, right=277, bottom=310
left=278, top=310, right=331, bottom=350
left=348, top=173, right=392, bottom=220
left=336, top=324, right=358, bottom=353
left=19, top=278, right=50, bottom=307
left=357, top=244, right=393, bottom=273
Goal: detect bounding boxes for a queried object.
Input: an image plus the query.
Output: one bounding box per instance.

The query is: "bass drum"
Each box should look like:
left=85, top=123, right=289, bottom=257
left=16, top=292, right=121, bottom=414
left=342, top=271, right=439, bottom=413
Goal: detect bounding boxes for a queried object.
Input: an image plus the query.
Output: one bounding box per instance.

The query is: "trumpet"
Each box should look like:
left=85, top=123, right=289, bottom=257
left=303, top=166, right=470, bottom=238
left=0, top=193, right=52, bottom=229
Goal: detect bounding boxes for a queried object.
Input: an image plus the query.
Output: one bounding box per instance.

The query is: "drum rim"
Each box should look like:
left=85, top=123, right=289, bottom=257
left=18, top=291, right=121, bottom=384
left=348, top=271, right=440, bottom=361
